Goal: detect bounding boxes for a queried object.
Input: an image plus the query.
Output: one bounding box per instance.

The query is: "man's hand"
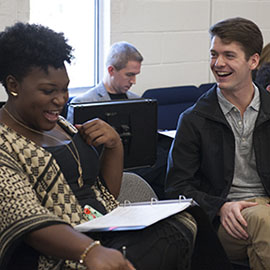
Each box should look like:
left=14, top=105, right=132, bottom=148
left=219, top=201, right=258, bottom=240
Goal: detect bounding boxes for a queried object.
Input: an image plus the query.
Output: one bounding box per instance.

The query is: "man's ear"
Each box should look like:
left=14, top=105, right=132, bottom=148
left=107, top=65, right=115, bottom=76
left=266, top=84, right=270, bottom=92
left=249, top=53, right=260, bottom=70
left=6, top=75, right=19, bottom=96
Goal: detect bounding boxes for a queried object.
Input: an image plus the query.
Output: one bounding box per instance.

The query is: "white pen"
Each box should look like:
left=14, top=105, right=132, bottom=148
left=122, top=245, right=127, bottom=258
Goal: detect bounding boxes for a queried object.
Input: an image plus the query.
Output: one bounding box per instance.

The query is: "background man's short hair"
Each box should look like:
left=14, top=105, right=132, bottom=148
left=106, top=41, right=143, bottom=70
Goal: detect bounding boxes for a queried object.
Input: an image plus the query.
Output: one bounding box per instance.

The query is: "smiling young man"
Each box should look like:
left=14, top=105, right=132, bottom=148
left=166, top=17, right=270, bottom=269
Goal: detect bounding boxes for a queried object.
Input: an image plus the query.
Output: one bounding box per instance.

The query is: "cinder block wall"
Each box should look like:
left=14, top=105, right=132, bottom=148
left=111, top=0, right=270, bottom=96
left=0, top=0, right=270, bottom=100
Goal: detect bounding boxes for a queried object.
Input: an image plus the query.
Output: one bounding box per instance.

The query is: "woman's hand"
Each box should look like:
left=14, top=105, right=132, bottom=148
left=85, top=245, right=135, bottom=270
left=76, top=118, right=124, bottom=197
left=25, top=224, right=135, bottom=270
left=75, top=118, right=122, bottom=149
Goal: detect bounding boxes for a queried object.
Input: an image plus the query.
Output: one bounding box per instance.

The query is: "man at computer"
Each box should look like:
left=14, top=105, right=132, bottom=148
left=66, top=41, right=142, bottom=122
left=67, top=41, right=170, bottom=199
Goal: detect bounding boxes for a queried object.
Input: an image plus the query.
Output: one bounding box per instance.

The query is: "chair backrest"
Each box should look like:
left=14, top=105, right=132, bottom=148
left=117, top=172, right=158, bottom=203
left=198, top=83, right=215, bottom=94
left=142, top=85, right=204, bottom=130
left=61, top=96, right=74, bottom=118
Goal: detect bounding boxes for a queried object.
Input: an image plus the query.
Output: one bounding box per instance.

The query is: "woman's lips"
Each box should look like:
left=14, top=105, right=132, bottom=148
left=44, top=110, right=60, bottom=122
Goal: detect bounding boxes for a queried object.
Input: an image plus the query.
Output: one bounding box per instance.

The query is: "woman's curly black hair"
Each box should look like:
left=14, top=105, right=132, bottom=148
left=0, top=22, right=74, bottom=88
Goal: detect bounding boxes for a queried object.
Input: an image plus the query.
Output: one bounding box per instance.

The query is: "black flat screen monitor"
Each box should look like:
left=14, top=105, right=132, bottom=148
left=69, top=99, right=157, bottom=169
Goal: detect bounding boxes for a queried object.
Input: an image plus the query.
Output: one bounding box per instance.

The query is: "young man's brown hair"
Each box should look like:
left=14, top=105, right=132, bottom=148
left=209, top=17, right=263, bottom=60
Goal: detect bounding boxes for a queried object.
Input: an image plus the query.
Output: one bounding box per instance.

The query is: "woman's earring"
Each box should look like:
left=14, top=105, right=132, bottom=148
left=10, top=91, right=18, bottom=97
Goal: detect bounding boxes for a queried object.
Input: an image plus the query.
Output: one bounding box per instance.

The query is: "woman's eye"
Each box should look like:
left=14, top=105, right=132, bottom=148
left=41, top=89, right=54, bottom=95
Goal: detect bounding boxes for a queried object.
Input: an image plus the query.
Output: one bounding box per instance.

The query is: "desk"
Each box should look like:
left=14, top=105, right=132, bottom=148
left=158, top=130, right=176, bottom=139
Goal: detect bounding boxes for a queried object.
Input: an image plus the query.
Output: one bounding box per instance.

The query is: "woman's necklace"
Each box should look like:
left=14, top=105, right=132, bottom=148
left=2, top=106, right=84, bottom=188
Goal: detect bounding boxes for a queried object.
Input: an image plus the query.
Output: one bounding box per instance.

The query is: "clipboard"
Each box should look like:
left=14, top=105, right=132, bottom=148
left=75, top=196, right=196, bottom=232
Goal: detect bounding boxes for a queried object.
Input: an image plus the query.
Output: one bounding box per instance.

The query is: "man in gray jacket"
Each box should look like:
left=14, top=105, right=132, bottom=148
left=67, top=41, right=142, bottom=122
left=67, top=41, right=170, bottom=199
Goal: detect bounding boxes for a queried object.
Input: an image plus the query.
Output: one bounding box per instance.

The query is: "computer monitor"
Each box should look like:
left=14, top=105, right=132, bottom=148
left=69, top=99, right=157, bottom=169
